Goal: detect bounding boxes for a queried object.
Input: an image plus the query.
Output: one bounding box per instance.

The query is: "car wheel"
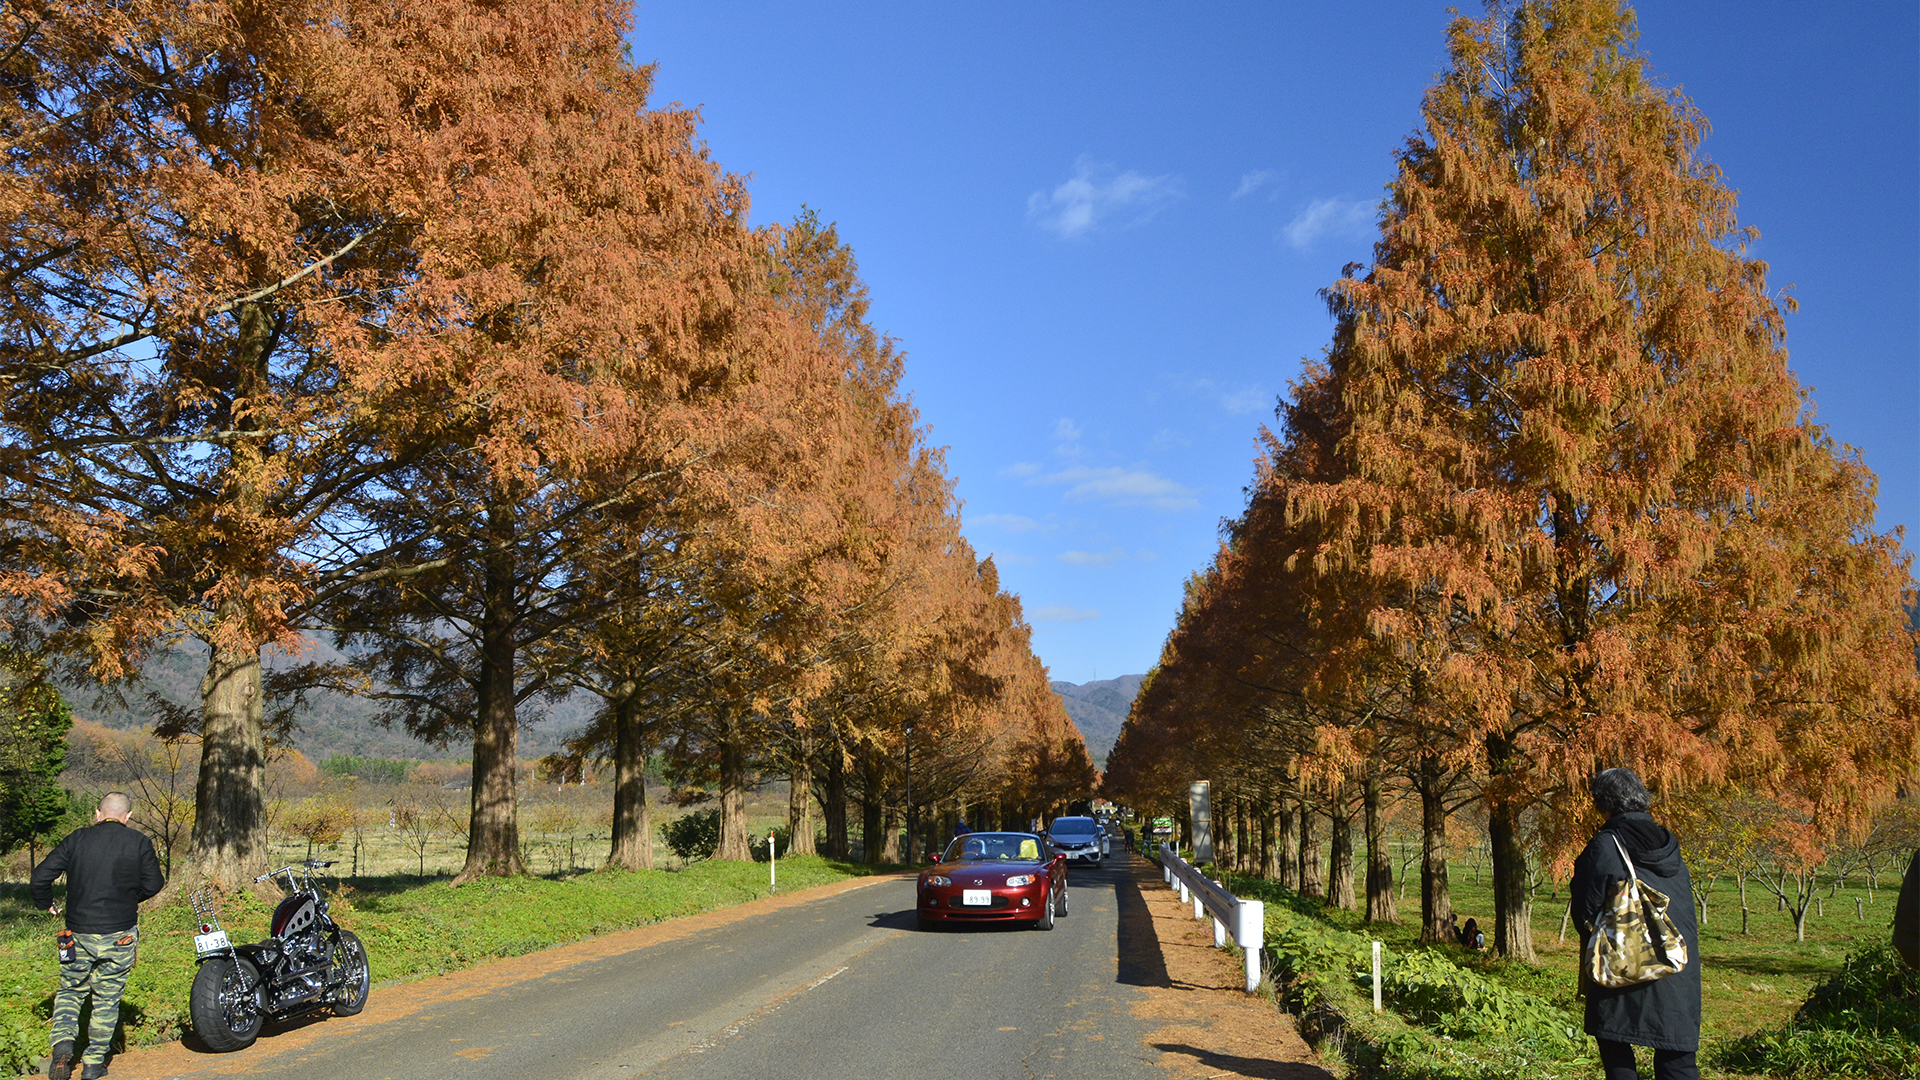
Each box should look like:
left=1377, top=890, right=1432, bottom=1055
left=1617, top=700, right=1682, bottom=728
left=1057, top=885, right=1070, bottom=917
left=1035, top=889, right=1056, bottom=931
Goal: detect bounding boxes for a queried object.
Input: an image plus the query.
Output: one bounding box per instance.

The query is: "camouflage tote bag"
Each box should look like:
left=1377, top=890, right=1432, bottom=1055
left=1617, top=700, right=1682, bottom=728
left=1584, top=835, right=1688, bottom=988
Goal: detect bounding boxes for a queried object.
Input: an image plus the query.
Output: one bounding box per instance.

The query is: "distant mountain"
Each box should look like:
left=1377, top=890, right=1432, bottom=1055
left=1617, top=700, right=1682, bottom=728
left=1051, top=674, right=1144, bottom=767
left=61, top=638, right=594, bottom=761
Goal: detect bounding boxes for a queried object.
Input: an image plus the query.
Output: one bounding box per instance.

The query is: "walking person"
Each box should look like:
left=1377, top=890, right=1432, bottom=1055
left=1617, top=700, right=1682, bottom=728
left=30, top=792, right=166, bottom=1080
left=1569, top=768, right=1701, bottom=1080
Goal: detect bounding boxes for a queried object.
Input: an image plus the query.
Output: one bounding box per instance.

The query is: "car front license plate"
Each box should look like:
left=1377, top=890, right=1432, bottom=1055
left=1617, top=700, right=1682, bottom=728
left=193, top=930, right=230, bottom=955
left=962, top=889, right=992, bottom=906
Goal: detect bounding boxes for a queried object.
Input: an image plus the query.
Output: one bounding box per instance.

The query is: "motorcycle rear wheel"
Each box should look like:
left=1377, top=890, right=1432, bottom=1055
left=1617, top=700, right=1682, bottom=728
left=331, top=929, right=371, bottom=1015
left=190, top=956, right=266, bottom=1052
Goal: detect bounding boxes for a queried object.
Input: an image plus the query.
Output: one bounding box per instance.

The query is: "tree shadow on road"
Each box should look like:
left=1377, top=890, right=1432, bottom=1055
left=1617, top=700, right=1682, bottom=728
left=1152, top=1041, right=1336, bottom=1080
left=1116, top=859, right=1172, bottom=988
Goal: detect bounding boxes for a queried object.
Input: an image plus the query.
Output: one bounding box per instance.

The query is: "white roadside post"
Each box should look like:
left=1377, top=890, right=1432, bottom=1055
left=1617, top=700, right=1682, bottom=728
left=1239, top=898, right=1265, bottom=993
left=1372, top=940, right=1383, bottom=1012
left=769, top=829, right=778, bottom=893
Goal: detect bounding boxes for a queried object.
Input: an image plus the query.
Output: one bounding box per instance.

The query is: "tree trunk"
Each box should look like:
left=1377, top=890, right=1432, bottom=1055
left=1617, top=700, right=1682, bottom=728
left=880, top=805, right=901, bottom=863
left=1418, top=755, right=1454, bottom=943
left=1276, top=795, right=1300, bottom=891
left=188, top=631, right=269, bottom=888
left=1260, top=800, right=1280, bottom=880
left=1484, top=730, right=1536, bottom=963
left=787, top=727, right=815, bottom=856
left=823, top=742, right=848, bottom=859
left=1298, top=804, right=1324, bottom=899
left=1327, top=801, right=1356, bottom=910
left=1364, top=771, right=1397, bottom=923
left=454, top=507, right=527, bottom=885
left=1487, top=797, right=1536, bottom=962
left=717, top=728, right=750, bottom=861
left=186, top=302, right=276, bottom=891
left=605, top=693, right=652, bottom=871
left=861, top=754, right=884, bottom=866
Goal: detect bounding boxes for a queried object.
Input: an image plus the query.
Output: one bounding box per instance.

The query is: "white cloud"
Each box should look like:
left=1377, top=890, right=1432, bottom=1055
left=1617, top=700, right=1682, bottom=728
left=1233, top=169, right=1277, bottom=199
left=1028, top=155, right=1182, bottom=239
left=1059, top=547, right=1126, bottom=567
left=1220, top=387, right=1270, bottom=415
left=1149, top=428, right=1190, bottom=452
left=1053, top=417, right=1084, bottom=443
left=989, top=550, right=1037, bottom=566
left=1033, top=604, right=1101, bottom=623
left=972, top=512, right=1039, bottom=533
left=1002, top=461, right=1041, bottom=477
left=1283, top=197, right=1375, bottom=250
left=1027, top=465, right=1199, bottom=511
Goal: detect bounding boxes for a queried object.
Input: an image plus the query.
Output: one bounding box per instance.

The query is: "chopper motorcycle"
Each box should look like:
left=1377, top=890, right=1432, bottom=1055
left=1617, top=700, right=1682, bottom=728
left=187, top=860, right=371, bottom=1051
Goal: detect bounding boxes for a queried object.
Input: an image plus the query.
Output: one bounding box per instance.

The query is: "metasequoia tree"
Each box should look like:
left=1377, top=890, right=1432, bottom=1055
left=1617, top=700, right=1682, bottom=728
left=1294, top=0, right=1918, bottom=961
left=305, top=0, right=772, bottom=882
left=0, top=0, right=470, bottom=886
left=1107, top=0, right=1917, bottom=966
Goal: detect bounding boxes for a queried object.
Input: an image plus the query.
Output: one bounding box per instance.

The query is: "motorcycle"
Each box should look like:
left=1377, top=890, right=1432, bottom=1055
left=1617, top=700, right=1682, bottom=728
left=187, top=860, right=371, bottom=1051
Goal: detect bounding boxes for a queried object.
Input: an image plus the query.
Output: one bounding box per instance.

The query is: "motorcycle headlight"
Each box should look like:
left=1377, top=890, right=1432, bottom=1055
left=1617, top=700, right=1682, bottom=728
left=1006, top=875, right=1034, bottom=887
left=924, top=875, right=952, bottom=887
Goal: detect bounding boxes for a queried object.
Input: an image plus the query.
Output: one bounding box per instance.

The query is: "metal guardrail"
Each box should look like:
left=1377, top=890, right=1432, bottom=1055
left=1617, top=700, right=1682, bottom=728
left=1157, top=843, right=1265, bottom=992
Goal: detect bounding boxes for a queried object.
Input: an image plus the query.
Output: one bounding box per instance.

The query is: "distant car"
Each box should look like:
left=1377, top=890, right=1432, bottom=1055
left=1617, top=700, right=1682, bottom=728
left=1047, top=816, right=1104, bottom=865
left=917, top=832, right=1068, bottom=930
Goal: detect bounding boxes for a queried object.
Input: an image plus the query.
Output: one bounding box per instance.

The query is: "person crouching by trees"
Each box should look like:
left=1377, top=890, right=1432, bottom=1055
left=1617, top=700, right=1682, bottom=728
left=30, top=792, right=166, bottom=1080
left=1570, top=768, right=1701, bottom=1080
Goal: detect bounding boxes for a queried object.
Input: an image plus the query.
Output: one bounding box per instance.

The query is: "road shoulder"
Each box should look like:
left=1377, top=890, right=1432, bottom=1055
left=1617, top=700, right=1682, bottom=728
left=1119, top=854, right=1335, bottom=1080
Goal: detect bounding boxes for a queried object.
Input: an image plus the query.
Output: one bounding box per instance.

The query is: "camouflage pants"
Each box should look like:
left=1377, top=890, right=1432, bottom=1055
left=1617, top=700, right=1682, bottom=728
left=51, top=927, right=139, bottom=1065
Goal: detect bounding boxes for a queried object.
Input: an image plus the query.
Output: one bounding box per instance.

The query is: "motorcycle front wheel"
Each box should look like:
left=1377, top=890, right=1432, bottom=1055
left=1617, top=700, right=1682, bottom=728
left=331, top=929, right=371, bottom=1015
left=190, top=956, right=266, bottom=1052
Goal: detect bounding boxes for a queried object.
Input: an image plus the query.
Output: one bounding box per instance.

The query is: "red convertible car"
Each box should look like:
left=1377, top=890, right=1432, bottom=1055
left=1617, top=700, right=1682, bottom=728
left=917, top=831, right=1068, bottom=930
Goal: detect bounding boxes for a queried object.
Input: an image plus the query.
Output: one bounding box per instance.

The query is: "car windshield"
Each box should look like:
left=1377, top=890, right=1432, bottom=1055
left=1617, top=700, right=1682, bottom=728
left=1049, top=818, right=1097, bottom=837
left=941, top=833, right=1045, bottom=863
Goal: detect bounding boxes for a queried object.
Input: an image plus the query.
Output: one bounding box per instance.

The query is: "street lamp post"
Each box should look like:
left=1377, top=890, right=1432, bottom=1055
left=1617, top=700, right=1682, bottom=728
left=903, top=721, right=915, bottom=864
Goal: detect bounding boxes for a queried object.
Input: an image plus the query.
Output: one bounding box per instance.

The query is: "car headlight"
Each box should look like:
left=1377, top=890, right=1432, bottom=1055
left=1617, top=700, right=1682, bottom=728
left=1005, top=874, right=1034, bottom=887
left=924, top=875, right=952, bottom=887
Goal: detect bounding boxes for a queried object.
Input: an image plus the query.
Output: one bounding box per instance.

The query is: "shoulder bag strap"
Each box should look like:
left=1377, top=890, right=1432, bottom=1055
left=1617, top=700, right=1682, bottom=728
left=1608, top=834, right=1637, bottom=881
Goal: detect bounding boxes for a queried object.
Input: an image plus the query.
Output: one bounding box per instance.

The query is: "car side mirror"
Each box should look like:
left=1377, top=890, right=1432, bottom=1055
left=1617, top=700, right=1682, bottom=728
left=929, top=853, right=941, bottom=864
left=1053, top=853, right=1066, bottom=865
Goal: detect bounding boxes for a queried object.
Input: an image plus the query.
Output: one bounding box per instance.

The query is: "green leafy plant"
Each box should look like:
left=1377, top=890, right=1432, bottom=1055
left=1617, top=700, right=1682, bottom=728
left=659, top=809, right=720, bottom=862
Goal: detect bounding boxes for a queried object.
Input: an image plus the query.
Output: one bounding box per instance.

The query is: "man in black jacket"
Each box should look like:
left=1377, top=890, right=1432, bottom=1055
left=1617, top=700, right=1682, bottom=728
left=1569, top=768, right=1700, bottom=1080
left=31, top=792, right=166, bottom=1080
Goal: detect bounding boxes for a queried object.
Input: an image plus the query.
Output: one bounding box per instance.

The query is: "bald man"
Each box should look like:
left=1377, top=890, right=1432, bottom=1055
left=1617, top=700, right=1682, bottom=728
left=31, top=792, right=165, bottom=1080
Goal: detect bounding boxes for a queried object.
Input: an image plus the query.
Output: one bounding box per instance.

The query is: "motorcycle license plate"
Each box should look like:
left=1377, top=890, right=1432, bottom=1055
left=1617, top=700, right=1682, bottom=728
left=962, top=890, right=992, bottom=906
left=193, top=930, right=230, bottom=955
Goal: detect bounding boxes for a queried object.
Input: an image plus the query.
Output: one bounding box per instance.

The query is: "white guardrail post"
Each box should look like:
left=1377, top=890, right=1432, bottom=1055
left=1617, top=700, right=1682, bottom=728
left=1158, top=843, right=1265, bottom=993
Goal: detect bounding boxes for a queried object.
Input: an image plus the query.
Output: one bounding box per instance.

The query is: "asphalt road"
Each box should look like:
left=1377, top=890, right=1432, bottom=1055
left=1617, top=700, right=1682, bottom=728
left=124, top=855, right=1175, bottom=1080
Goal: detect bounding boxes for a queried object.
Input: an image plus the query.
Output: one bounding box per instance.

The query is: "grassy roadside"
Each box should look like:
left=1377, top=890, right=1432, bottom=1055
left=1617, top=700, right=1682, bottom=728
left=1206, top=861, right=1918, bottom=1079
left=0, top=856, right=879, bottom=1075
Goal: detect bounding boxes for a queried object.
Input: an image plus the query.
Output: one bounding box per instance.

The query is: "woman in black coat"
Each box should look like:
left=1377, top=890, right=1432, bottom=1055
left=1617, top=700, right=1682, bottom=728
left=1569, top=768, right=1701, bottom=1080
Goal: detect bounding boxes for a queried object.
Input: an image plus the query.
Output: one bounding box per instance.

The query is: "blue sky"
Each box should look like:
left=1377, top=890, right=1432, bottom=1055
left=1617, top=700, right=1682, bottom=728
left=629, top=1, right=1919, bottom=685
